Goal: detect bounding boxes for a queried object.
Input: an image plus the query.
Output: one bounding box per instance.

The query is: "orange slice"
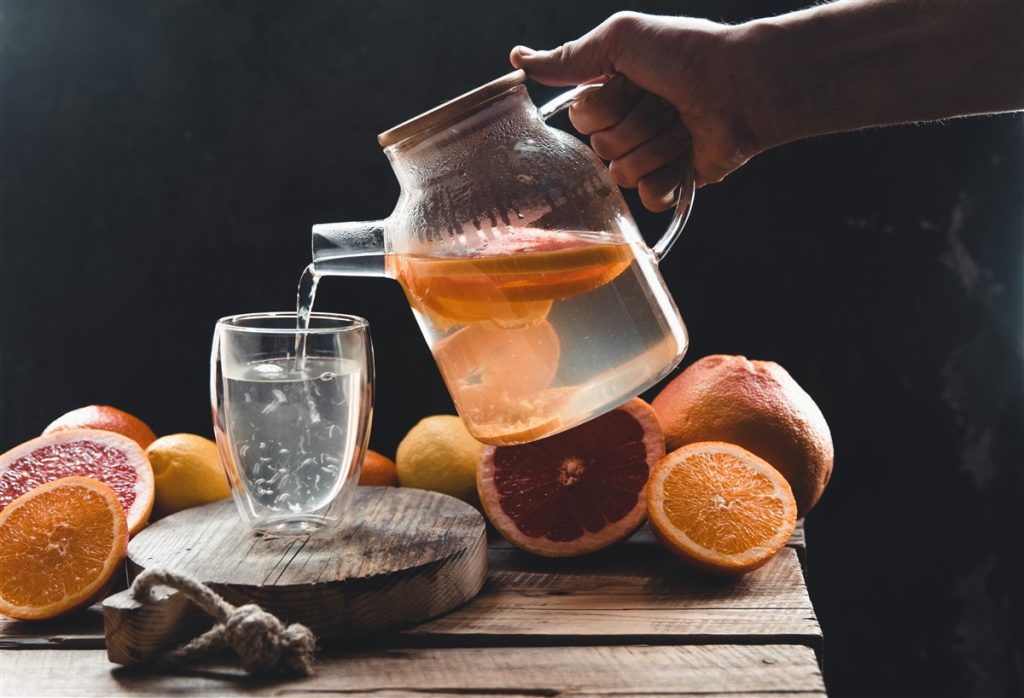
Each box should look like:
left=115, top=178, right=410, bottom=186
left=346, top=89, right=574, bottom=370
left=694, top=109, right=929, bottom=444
left=0, top=476, right=128, bottom=620
left=646, top=442, right=797, bottom=574
left=391, top=231, right=633, bottom=328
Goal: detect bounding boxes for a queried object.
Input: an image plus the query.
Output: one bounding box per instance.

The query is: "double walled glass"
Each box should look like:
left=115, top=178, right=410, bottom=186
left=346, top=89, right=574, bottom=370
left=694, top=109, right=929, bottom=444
left=211, top=312, right=373, bottom=534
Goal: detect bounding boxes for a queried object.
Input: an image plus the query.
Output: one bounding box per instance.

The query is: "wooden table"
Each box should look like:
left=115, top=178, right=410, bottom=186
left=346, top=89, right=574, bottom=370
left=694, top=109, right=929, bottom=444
left=1, top=523, right=825, bottom=696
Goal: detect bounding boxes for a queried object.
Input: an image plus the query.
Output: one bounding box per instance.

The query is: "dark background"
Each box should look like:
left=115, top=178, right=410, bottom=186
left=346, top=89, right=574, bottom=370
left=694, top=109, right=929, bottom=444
left=1, top=1, right=1021, bottom=695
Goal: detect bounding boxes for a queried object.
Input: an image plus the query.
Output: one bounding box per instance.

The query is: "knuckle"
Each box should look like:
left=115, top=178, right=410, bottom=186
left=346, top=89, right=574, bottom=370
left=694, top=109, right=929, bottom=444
left=589, top=133, right=612, bottom=159
left=607, top=11, right=642, bottom=34
left=609, top=160, right=640, bottom=188
left=567, top=105, right=598, bottom=135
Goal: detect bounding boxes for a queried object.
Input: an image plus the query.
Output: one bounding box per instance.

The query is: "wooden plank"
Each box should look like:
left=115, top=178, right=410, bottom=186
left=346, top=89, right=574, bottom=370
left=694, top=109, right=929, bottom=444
left=2, top=534, right=819, bottom=650
left=0, top=607, right=105, bottom=650
left=0, top=645, right=826, bottom=696
left=397, top=546, right=819, bottom=648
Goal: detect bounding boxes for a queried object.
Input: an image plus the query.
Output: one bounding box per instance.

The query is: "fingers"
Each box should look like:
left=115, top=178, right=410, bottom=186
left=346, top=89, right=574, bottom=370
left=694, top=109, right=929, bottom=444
left=638, top=159, right=688, bottom=212
left=567, top=74, right=643, bottom=134
left=609, top=124, right=691, bottom=189
left=509, top=12, right=640, bottom=87
left=589, top=92, right=677, bottom=159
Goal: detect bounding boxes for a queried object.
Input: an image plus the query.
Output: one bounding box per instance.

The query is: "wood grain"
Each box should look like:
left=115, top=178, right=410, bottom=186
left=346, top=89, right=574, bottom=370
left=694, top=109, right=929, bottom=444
left=0, top=644, right=826, bottom=696
left=5, top=520, right=818, bottom=651
left=102, top=488, right=487, bottom=665
left=400, top=548, right=819, bottom=647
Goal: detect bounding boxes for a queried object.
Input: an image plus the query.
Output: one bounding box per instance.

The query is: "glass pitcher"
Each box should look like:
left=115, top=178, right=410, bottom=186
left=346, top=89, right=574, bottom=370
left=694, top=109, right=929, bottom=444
left=312, top=70, right=693, bottom=445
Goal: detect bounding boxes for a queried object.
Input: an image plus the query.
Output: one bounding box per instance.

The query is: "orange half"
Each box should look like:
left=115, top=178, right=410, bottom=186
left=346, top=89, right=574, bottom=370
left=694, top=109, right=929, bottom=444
left=646, top=442, right=797, bottom=574
left=0, top=476, right=128, bottom=620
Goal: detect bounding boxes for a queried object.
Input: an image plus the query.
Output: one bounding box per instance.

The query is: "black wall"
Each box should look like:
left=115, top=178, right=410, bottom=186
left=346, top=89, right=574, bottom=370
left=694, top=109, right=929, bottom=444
left=1, top=2, right=1021, bottom=695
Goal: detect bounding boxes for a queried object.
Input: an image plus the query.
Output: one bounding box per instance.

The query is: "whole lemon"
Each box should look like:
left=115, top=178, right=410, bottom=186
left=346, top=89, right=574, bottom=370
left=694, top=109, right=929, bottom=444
left=146, top=434, right=231, bottom=518
left=396, top=416, right=483, bottom=504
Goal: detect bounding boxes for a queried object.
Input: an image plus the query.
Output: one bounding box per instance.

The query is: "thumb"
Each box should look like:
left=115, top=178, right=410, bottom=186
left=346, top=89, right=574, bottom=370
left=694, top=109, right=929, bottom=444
left=510, top=15, right=632, bottom=87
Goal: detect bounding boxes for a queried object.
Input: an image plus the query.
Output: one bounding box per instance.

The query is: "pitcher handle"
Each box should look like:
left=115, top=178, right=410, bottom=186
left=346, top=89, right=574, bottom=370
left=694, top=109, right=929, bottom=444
left=539, top=82, right=695, bottom=263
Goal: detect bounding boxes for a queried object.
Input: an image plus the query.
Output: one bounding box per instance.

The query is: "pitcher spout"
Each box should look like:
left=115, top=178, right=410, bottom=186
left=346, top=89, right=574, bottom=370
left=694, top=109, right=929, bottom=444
left=312, top=220, right=388, bottom=277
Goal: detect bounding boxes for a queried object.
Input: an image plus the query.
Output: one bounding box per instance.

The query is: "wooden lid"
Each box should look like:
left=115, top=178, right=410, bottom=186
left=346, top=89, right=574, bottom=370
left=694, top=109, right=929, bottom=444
left=378, top=70, right=527, bottom=148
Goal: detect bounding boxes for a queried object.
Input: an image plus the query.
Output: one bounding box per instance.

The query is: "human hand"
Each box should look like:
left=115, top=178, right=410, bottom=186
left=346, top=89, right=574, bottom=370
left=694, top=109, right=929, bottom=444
left=511, top=12, right=760, bottom=211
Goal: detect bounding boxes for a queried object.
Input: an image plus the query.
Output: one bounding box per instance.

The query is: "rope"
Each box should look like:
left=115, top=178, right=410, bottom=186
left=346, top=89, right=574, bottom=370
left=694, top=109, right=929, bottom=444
left=130, top=568, right=316, bottom=676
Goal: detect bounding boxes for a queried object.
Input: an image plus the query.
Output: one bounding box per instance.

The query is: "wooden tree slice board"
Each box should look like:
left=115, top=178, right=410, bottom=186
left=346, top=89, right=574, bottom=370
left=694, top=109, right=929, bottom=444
left=102, top=487, right=487, bottom=666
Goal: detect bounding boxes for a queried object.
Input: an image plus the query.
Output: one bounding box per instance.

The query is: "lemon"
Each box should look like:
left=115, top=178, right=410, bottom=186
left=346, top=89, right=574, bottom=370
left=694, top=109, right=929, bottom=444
left=146, top=434, right=231, bottom=518
left=396, top=416, right=483, bottom=504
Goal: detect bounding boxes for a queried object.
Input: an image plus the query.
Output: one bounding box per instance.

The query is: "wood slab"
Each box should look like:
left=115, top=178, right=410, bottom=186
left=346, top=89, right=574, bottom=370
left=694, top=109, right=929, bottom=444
left=0, top=644, right=827, bottom=697
left=102, top=487, right=487, bottom=665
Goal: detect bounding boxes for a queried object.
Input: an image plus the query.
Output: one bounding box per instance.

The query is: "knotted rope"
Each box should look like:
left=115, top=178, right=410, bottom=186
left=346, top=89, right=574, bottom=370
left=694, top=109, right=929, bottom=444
left=130, top=568, right=316, bottom=676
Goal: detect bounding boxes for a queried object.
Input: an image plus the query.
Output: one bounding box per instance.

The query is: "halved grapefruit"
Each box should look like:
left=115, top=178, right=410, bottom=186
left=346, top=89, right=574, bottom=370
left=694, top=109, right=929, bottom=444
left=1, top=429, right=154, bottom=535
left=477, top=398, right=664, bottom=556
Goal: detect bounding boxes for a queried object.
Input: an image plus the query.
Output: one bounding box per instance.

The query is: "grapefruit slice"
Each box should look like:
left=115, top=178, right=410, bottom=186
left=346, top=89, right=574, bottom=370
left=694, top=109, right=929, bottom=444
left=478, top=398, right=664, bottom=556
left=646, top=442, right=797, bottom=575
left=0, top=476, right=128, bottom=620
left=1, top=429, right=154, bottom=535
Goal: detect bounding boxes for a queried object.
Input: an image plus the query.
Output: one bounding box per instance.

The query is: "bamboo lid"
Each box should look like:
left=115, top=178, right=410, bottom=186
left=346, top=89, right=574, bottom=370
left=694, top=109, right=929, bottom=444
left=377, top=70, right=527, bottom=148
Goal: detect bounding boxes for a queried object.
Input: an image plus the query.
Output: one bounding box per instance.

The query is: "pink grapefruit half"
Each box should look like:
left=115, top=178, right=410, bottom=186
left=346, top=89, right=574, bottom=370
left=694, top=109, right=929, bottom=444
left=1, top=428, right=154, bottom=535
left=478, top=398, right=664, bottom=557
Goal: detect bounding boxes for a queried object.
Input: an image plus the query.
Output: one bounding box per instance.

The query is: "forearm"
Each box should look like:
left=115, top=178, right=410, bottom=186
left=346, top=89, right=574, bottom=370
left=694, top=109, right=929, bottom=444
left=735, top=0, right=1024, bottom=152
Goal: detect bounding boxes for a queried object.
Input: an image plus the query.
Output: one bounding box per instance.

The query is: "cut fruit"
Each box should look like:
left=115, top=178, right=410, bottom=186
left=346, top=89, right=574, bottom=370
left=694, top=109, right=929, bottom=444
left=391, top=230, right=632, bottom=328
left=0, top=476, right=128, bottom=620
left=478, top=398, right=664, bottom=556
left=43, top=404, right=158, bottom=450
left=1, top=429, right=154, bottom=535
left=646, top=441, right=797, bottom=575
left=433, top=319, right=564, bottom=444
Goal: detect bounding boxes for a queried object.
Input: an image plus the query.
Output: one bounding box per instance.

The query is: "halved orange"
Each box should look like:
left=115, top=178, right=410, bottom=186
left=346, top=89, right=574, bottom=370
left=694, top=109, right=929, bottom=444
left=647, top=442, right=797, bottom=575
left=0, top=476, right=128, bottom=620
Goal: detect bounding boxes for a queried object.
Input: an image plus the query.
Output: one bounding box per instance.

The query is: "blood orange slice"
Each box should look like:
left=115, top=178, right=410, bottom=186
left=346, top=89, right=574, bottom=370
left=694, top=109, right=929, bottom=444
left=1, top=429, right=154, bottom=535
left=478, top=398, right=664, bottom=556
left=0, top=476, right=128, bottom=620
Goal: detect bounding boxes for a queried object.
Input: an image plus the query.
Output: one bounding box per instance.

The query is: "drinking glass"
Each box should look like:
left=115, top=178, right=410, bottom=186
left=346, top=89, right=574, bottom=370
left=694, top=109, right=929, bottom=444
left=211, top=312, right=373, bottom=534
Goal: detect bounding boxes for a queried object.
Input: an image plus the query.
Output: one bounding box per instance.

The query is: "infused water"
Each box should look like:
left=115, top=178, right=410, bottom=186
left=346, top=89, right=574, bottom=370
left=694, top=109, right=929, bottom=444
left=388, top=229, right=687, bottom=444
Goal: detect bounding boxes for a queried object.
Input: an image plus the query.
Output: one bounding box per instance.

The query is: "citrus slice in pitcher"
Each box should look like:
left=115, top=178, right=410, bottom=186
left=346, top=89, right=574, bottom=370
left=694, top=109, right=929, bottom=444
left=392, top=230, right=633, bottom=327
left=433, top=319, right=565, bottom=444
